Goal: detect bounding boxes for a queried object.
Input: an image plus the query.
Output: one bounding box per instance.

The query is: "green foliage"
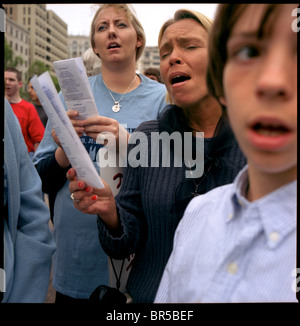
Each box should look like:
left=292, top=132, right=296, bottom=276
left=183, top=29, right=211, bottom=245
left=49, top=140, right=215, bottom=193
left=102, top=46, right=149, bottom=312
left=27, top=60, right=50, bottom=78
left=28, top=60, right=60, bottom=92
left=5, top=40, right=61, bottom=93
left=4, top=40, right=23, bottom=68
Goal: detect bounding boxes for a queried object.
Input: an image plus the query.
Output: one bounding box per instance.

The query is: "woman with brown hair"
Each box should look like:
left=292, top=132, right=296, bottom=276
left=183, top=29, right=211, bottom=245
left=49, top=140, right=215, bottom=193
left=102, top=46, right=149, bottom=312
left=67, top=9, right=246, bottom=303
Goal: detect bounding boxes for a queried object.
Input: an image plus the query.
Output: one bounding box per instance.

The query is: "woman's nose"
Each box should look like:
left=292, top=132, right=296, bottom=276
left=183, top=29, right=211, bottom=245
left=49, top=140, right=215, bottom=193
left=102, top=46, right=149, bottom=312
left=169, top=49, right=182, bottom=66
left=107, top=24, right=117, bottom=37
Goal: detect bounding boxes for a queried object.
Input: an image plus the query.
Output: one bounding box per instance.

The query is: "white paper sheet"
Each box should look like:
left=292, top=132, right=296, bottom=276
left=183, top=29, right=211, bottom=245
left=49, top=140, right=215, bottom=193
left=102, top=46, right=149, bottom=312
left=53, top=57, right=98, bottom=120
left=30, top=72, right=104, bottom=189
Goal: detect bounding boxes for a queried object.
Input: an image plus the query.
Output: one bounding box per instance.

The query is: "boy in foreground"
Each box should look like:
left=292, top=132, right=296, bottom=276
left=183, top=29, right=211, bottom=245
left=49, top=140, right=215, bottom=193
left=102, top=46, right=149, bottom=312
left=155, top=4, right=297, bottom=303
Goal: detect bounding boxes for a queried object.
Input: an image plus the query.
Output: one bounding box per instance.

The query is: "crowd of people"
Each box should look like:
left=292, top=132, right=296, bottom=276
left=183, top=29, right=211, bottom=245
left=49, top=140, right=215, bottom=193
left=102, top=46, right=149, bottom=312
left=2, top=4, right=297, bottom=304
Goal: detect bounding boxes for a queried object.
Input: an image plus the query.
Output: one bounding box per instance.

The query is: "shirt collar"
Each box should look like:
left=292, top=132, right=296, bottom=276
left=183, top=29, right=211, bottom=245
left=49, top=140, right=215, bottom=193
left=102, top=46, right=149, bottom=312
left=230, top=165, right=297, bottom=249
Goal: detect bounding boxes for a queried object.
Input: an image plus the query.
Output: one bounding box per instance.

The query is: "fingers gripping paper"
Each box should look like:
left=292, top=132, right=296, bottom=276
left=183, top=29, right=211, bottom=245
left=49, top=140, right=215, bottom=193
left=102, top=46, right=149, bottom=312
left=30, top=72, right=104, bottom=189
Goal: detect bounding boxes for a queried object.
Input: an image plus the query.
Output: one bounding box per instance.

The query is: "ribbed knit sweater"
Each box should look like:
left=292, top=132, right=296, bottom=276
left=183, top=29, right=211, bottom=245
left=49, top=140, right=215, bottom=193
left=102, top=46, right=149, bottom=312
left=97, top=106, right=247, bottom=303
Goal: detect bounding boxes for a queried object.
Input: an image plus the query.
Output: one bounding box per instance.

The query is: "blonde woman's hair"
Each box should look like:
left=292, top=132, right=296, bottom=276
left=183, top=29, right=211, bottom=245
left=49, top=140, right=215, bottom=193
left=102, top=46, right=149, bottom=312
left=90, top=3, right=146, bottom=61
left=158, top=9, right=213, bottom=104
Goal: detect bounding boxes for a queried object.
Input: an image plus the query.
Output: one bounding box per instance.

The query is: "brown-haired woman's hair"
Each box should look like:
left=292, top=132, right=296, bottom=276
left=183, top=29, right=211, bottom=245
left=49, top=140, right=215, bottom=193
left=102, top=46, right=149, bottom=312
left=207, top=4, right=280, bottom=102
left=90, top=3, right=146, bottom=61
left=158, top=9, right=213, bottom=47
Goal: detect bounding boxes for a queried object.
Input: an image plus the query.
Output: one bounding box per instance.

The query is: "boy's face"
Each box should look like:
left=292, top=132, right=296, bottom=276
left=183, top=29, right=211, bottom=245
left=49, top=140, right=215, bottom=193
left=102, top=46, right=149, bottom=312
left=5, top=71, right=22, bottom=98
left=221, top=4, right=297, bottom=176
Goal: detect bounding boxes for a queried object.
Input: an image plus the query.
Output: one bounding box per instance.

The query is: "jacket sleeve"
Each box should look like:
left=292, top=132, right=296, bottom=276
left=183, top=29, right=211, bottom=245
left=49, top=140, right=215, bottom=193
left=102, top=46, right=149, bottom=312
left=3, top=101, right=56, bottom=303
left=35, top=151, right=70, bottom=194
left=33, top=116, right=71, bottom=194
left=97, top=165, right=144, bottom=260
left=97, top=131, right=148, bottom=260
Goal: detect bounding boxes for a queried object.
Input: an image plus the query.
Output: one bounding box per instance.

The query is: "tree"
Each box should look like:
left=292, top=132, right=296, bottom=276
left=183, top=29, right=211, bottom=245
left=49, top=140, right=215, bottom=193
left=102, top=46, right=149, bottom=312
left=28, top=60, right=60, bottom=92
left=4, top=40, right=23, bottom=68
left=28, top=60, right=50, bottom=77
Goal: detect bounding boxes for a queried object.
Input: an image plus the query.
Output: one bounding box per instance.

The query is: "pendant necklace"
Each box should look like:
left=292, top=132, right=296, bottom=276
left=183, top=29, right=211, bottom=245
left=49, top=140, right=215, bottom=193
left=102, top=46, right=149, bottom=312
left=103, top=74, right=137, bottom=113
left=186, top=160, right=202, bottom=197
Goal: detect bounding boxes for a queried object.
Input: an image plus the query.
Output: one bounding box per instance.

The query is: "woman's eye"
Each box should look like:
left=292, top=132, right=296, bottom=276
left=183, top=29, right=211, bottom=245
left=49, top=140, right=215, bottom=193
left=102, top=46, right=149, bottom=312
left=187, top=45, right=197, bottom=50
left=160, top=53, right=169, bottom=59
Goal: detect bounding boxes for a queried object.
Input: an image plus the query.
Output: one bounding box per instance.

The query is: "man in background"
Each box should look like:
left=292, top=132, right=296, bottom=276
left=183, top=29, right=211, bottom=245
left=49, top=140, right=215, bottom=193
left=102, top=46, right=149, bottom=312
left=5, top=67, right=44, bottom=159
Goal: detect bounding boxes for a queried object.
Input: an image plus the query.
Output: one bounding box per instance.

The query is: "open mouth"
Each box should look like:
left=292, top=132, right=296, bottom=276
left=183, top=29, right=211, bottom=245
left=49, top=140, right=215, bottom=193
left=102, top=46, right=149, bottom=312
left=108, top=42, right=121, bottom=49
left=252, top=123, right=289, bottom=137
left=248, top=117, right=294, bottom=150
left=169, top=74, right=191, bottom=85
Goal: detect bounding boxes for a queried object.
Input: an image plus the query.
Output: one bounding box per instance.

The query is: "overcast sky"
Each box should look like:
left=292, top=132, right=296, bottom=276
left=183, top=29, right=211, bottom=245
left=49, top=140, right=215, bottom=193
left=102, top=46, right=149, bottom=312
left=46, top=3, right=218, bottom=47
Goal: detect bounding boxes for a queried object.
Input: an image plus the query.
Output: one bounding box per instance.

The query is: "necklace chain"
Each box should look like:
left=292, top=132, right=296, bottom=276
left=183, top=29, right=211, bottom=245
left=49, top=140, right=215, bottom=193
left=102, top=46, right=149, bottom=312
left=103, top=74, right=137, bottom=112
left=187, top=160, right=202, bottom=197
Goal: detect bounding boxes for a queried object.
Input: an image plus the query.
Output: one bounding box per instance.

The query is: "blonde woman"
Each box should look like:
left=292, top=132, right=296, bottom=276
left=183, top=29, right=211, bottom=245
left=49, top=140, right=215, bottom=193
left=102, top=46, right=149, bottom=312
left=33, top=4, right=166, bottom=303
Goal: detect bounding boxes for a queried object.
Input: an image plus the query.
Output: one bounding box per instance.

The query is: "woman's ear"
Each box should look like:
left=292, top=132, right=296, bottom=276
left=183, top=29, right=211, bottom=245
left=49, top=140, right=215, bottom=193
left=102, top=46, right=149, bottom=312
left=93, top=48, right=100, bottom=58
left=136, top=35, right=143, bottom=49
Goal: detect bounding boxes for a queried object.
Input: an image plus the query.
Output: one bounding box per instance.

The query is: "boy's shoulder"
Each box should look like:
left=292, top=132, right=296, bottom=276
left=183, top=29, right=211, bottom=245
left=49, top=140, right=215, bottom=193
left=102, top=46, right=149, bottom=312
left=184, top=183, right=235, bottom=217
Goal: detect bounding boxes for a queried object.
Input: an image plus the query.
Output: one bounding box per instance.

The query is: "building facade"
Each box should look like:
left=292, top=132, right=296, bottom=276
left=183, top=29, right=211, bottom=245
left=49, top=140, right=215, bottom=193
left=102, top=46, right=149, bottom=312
left=137, top=46, right=160, bottom=74
left=68, top=35, right=90, bottom=58
left=5, top=16, right=30, bottom=81
left=46, top=10, right=68, bottom=64
left=4, top=4, right=68, bottom=74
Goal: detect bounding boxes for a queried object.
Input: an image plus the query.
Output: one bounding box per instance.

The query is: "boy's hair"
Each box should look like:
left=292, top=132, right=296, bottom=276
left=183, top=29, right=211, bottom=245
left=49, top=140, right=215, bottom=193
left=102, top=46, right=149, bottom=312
left=5, top=67, right=22, bottom=82
left=207, top=4, right=281, bottom=102
left=90, top=3, right=146, bottom=61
